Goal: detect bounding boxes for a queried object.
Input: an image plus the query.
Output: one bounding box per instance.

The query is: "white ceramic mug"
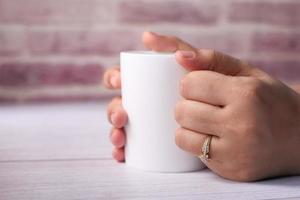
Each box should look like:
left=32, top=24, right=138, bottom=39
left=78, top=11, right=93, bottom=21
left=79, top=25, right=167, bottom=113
left=120, top=51, right=205, bottom=172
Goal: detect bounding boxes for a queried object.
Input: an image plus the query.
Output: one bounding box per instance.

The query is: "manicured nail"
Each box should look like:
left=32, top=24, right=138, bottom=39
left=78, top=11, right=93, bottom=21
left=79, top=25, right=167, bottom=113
left=111, top=112, right=117, bottom=125
left=178, top=50, right=195, bottom=59
left=110, top=76, right=118, bottom=88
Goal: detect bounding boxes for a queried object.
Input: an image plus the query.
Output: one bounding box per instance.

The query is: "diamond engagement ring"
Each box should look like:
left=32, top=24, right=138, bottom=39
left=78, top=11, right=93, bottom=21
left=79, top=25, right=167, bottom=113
left=198, top=135, right=212, bottom=162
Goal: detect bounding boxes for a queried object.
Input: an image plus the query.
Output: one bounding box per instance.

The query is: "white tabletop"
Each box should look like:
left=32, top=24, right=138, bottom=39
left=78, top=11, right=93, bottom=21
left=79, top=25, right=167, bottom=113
left=0, top=102, right=299, bottom=200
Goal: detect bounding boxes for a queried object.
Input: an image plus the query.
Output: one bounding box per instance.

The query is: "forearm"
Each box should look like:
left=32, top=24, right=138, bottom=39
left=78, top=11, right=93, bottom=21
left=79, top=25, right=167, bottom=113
left=293, top=123, right=300, bottom=174
left=285, top=83, right=300, bottom=174
left=293, top=88, right=300, bottom=174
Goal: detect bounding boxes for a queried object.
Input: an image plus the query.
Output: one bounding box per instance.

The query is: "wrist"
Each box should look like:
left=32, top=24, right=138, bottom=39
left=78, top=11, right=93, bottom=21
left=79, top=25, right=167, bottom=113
left=291, top=97, right=300, bottom=174
left=296, top=100, right=300, bottom=173
left=282, top=92, right=300, bottom=175
left=290, top=84, right=300, bottom=94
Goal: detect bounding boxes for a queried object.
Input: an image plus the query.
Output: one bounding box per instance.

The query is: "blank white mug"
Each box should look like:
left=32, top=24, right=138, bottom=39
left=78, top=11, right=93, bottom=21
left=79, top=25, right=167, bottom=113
left=120, top=51, right=205, bottom=172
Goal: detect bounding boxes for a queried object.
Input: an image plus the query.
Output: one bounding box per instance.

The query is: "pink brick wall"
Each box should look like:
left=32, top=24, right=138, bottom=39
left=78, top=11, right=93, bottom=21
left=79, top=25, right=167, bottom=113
left=0, top=0, right=299, bottom=103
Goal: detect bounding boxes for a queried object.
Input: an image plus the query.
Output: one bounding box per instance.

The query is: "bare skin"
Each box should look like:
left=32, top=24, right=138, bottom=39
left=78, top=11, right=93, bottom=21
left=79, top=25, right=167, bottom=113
left=104, top=32, right=300, bottom=181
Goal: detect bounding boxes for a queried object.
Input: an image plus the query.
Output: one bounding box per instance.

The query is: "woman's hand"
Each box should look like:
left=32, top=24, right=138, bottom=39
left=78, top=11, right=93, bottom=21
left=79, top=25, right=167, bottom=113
left=104, top=32, right=300, bottom=181
left=174, top=49, right=300, bottom=181
left=103, top=67, right=126, bottom=162
left=103, top=32, right=191, bottom=161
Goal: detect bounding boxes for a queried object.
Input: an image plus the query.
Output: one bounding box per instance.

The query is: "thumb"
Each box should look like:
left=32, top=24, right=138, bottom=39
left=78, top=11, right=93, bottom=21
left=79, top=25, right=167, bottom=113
left=175, top=49, right=256, bottom=77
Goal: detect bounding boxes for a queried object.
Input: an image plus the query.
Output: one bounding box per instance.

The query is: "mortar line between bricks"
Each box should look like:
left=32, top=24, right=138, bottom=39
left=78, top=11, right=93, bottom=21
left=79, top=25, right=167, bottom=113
left=0, top=24, right=299, bottom=32
left=1, top=53, right=300, bottom=63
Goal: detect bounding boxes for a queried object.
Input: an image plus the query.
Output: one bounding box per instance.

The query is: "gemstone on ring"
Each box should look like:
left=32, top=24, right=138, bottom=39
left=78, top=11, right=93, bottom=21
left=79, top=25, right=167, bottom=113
left=198, top=135, right=212, bottom=161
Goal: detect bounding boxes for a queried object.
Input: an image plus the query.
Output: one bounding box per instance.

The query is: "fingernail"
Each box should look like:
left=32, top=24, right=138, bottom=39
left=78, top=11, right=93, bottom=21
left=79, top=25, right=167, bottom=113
left=178, top=50, right=195, bottom=59
left=110, top=76, right=118, bottom=87
left=111, top=112, right=117, bottom=125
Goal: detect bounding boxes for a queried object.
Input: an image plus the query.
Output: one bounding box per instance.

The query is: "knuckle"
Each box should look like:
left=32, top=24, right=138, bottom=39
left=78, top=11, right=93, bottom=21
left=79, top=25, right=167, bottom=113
left=180, top=71, right=200, bottom=97
left=112, top=96, right=122, bottom=104
left=103, top=70, right=111, bottom=87
left=247, top=78, right=262, bottom=92
left=180, top=76, right=189, bottom=97
left=109, top=97, right=122, bottom=109
left=109, top=128, right=114, bottom=139
left=241, top=78, right=265, bottom=100
left=107, top=97, right=122, bottom=116
left=174, top=100, right=187, bottom=124
left=175, top=128, right=185, bottom=149
left=186, top=70, right=200, bottom=80
left=103, top=67, right=120, bottom=89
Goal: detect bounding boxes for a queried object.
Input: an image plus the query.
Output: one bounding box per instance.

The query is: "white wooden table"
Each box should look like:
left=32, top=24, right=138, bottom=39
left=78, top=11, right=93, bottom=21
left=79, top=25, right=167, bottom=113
left=0, top=102, right=300, bottom=200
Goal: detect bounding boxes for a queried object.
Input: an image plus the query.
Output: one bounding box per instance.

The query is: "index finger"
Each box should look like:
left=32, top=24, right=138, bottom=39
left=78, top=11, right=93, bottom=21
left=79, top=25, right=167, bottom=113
left=142, top=31, right=196, bottom=52
left=180, top=70, right=237, bottom=106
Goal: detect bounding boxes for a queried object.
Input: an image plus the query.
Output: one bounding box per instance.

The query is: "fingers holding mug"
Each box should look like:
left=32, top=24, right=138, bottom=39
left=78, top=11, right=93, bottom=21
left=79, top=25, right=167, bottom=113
left=103, top=66, right=121, bottom=89
left=174, top=127, right=225, bottom=173
left=107, top=97, right=128, bottom=129
left=175, top=128, right=220, bottom=159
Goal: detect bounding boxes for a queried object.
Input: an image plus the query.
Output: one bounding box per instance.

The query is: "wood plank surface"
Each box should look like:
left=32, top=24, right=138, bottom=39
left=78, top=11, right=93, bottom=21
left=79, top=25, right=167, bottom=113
left=0, top=102, right=299, bottom=200
left=0, top=102, right=112, bottom=161
left=1, top=160, right=300, bottom=200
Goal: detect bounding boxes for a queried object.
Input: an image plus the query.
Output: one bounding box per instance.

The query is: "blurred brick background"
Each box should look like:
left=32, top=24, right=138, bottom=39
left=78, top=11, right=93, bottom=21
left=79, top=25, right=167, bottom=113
left=0, top=0, right=299, bottom=103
